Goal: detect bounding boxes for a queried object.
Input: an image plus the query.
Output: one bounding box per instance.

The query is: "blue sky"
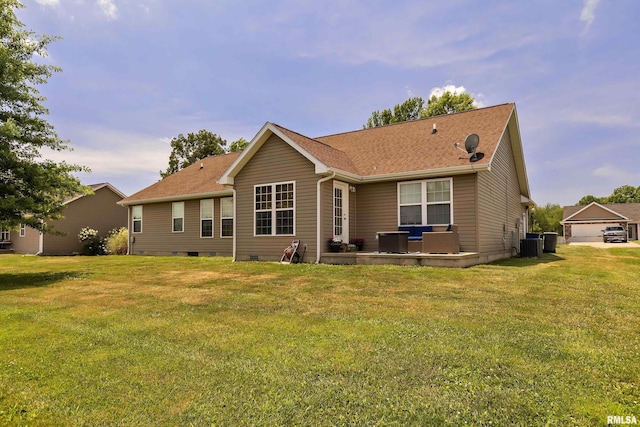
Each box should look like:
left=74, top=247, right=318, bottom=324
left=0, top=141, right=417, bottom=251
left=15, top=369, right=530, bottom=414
left=20, top=0, right=640, bottom=206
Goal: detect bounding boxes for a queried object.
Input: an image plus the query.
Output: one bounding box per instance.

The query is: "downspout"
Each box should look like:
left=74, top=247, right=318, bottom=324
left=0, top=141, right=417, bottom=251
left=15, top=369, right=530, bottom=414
left=232, top=188, right=237, bottom=262
left=316, top=172, right=336, bottom=263
left=35, top=219, right=44, bottom=255
left=127, top=206, right=131, bottom=255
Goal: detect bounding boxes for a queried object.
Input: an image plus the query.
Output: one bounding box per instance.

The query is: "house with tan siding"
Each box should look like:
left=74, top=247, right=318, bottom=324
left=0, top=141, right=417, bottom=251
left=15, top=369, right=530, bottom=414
left=1, top=183, right=128, bottom=255
left=562, top=202, right=640, bottom=242
left=120, top=103, right=533, bottom=267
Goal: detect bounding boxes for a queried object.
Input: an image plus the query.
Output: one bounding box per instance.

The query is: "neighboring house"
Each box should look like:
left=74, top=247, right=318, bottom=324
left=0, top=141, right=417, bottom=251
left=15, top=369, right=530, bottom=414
left=1, top=183, right=128, bottom=255
left=120, top=103, right=533, bottom=267
left=562, top=202, right=640, bottom=242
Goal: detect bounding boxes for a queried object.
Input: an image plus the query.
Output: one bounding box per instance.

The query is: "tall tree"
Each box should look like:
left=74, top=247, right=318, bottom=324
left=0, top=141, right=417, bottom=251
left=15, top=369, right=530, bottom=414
left=608, top=185, right=640, bottom=203
left=228, top=137, right=249, bottom=153
left=531, top=203, right=564, bottom=234
left=364, top=97, right=424, bottom=128
left=161, top=130, right=227, bottom=178
left=577, top=195, right=605, bottom=206
left=422, top=91, right=476, bottom=117
left=1, top=0, right=89, bottom=232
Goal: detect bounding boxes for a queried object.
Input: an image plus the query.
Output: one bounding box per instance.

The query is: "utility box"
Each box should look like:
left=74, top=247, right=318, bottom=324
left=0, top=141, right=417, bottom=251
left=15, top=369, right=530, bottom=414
left=543, top=232, right=558, bottom=253
left=520, top=238, right=543, bottom=258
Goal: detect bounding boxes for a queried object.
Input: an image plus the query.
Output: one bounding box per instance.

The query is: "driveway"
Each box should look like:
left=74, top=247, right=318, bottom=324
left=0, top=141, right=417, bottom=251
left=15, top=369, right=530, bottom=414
left=567, top=241, right=640, bottom=249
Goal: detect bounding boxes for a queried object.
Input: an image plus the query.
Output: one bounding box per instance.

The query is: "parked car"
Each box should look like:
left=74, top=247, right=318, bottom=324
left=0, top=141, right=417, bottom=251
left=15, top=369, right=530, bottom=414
left=602, top=226, right=628, bottom=243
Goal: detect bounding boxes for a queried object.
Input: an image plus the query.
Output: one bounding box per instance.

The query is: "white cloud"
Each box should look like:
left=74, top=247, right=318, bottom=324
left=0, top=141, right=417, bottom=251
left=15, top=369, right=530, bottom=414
left=97, top=0, right=118, bottom=19
left=580, top=0, right=600, bottom=31
left=565, top=112, right=639, bottom=128
left=429, top=84, right=467, bottom=99
left=42, top=128, right=170, bottom=177
left=428, top=84, right=483, bottom=107
left=35, top=0, right=60, bottom=6
left=592, top=164, right=640, bottom=183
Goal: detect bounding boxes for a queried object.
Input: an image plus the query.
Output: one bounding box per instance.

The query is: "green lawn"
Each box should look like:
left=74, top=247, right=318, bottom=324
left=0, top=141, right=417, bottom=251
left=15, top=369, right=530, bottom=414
left=0, top=246, right=638, bottom=426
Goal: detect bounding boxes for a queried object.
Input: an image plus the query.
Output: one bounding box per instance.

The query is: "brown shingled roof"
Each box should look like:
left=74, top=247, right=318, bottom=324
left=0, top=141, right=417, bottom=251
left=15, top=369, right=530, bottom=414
left=272, top=124, right=358, bottom=173
left=315, top=103, right=515, bottom=176
left=563, top=203, right=640, bottom=222
left=120, top=152, right=240, bottom=205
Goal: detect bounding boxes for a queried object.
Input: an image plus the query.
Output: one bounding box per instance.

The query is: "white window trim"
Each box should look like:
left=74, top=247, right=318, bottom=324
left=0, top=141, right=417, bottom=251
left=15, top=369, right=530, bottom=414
left=220, top=197, right=233, bottom=238
left=200, top=199, right=214, bottom=239
left=253, top=181, right=296, bottom=237
left=397, top=178, right=453, bottom=226
left=19, top=224, right=26, bottom=237
left=1, top=228, right=9, bottom=241
left=132, top=205, right=143, bottom=234
left=172, top=202, right=185, bottom=233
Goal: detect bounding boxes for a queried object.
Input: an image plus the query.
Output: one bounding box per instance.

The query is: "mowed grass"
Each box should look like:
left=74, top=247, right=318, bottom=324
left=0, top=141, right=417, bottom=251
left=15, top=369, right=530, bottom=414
left=0, top=246, right=638, bottom=426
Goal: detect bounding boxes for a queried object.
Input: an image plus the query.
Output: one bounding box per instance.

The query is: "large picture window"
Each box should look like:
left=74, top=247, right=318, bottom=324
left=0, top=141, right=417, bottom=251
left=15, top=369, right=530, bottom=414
left=172, top=202, right=184, bottom=232
left=398, top=178, right=452, bottom=226
left=200, top=199, right=213, bottom=238
left=220, top=197, right=233, bottom=237
left=254, top=182, right=295, bottom=236
left=132, top=206, right=143, bottom=233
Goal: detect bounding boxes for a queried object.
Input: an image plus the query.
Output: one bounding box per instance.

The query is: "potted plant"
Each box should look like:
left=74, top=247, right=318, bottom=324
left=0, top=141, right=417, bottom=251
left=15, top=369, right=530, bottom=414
left=349, top=238, right=364, bottom=251
left=328, top=238, right=342, bottom=252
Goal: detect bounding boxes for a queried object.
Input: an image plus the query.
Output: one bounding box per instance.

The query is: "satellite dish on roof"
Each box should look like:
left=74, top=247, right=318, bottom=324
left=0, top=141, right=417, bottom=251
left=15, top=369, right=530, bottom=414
left=464, top=134, right=479, bottom=154
left=453, top=133, right=484, bottom=162
left=465, top=133, right=484, bottom=162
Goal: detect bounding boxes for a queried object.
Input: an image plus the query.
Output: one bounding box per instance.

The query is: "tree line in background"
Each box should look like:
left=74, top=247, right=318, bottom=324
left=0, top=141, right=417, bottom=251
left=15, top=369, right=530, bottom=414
left=577, top=185, right=640, bottom=205
left=363, top=92, right=476, bottom=128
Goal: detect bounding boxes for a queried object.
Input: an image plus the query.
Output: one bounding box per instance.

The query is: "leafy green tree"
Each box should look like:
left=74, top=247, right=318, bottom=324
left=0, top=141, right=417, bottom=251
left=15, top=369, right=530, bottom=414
left=364, top=97, right=424, bottom=128
left=228, top=137, right=249, bottom=153
left=0, top=0, right=89, bottom=232
left=607, top=185, right=640, bottom=203
left=422, top=91, right=476, bottom=117
left=161, top=130, right=227, bottom=178
left=577, top=195, right=606, bottom=205
left=531, top=203, right=564, bottom=234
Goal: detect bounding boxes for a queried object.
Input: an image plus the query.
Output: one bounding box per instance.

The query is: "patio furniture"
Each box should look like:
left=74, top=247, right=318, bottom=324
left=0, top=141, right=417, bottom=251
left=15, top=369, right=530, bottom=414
left=377, top=231, right=409, bottom=253
left=422, top=225, right=459, bottom=254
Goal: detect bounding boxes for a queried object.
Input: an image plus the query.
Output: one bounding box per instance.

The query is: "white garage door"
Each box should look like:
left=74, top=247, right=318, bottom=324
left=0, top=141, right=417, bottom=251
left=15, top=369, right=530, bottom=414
left=571, top=223, right=620, bottom=241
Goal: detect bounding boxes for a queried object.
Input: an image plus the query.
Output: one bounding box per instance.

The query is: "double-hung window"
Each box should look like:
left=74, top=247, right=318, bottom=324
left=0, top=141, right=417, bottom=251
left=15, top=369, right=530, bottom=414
left=19, top=224, right=26, bottom=237
left=200, top=199, right=213, bottom=238
left=172, top=202, right=184, bottom=232
left=1, top=228, right=9, bottom=241
left=398, top=178, right=452, bottom=226
left=132, top=206, right=143, bottom=233
left=255, top=182, right=295, bottom=236
left=220, top=197, right=233, bottom=237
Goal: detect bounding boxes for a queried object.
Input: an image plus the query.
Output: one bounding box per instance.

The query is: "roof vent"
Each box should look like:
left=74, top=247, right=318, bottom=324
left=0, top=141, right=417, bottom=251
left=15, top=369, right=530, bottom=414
left=199, top=163, right=204, bottom=170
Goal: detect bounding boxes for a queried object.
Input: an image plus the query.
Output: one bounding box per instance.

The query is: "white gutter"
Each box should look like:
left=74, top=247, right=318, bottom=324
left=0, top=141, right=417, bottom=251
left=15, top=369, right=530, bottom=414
left=126, top=206, right=131, bottom=255
left=329, top=163, right=490, bottom=184
left=118, top=190, right=234, bottom=206
left=316, top=172, right=336, bottom=263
